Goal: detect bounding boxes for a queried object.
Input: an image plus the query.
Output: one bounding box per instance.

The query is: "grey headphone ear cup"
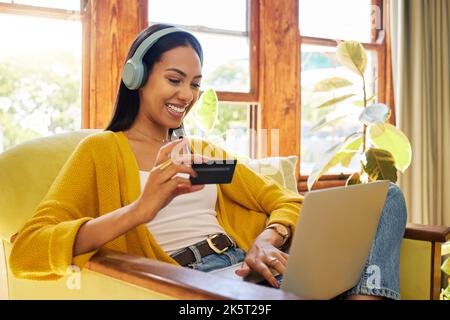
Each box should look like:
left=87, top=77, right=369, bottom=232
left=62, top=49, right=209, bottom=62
left=140, top=63, right=148, bottom=88
left=133, top=63, right=145, bottom=90
left=122, top=60, right=140, bottom=90
left=122, top=27, right=186, bottom=90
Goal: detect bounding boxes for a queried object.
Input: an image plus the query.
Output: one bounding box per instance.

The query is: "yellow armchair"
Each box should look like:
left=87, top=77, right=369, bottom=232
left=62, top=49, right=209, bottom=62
left=0, top=130, right=448, bottom=300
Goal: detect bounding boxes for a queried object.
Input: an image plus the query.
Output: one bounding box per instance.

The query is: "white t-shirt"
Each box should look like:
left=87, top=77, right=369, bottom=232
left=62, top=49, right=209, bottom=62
left=139, top=171, right=229, bottom=255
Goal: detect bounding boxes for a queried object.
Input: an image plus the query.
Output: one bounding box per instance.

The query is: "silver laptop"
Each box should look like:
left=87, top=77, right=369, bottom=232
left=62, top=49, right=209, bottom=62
left=209, top=180, right=389, bottom=299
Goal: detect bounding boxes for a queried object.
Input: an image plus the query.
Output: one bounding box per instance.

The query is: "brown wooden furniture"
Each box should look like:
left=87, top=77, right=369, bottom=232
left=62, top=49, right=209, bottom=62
left=86, top=250, right=301, bottom=300
left=402, top=223, right=450, bottom=300
left=78, top=223, right=449, bottom=300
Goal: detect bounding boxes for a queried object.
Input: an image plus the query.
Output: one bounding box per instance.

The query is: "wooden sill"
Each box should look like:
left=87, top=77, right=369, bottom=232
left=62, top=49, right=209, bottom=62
left=85, top=250, right=302, bottom=300
left=297, top=179, right=347, bottom=193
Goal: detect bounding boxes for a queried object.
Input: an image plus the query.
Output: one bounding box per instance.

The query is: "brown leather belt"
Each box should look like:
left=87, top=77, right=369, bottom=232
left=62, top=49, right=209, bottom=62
left=170, top=234, right=234, bottom=267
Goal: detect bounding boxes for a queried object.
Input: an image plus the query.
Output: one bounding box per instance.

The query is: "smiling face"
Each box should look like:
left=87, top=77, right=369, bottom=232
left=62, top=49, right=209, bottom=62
left=138, top=45, right=202, bottom=131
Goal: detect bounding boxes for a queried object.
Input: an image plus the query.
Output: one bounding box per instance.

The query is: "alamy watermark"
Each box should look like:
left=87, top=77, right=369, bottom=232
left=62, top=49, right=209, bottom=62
left=366, top=264, right=381, bottom=290
left=170, top=128, right=287, bottom=175
left=66, top=265, right=81, bottom=290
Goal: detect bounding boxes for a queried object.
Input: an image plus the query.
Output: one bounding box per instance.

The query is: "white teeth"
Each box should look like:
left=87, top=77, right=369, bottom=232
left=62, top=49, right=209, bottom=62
left=165, top=104, right=186, bottom=113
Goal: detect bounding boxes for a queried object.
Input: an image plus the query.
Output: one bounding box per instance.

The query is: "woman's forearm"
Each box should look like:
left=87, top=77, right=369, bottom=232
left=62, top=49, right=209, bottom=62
left=73, top=202, right=144, bottom=256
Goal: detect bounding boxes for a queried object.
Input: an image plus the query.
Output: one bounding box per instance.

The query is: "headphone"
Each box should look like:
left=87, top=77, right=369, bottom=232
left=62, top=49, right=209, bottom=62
left=122, top=27, right=187, bottom=90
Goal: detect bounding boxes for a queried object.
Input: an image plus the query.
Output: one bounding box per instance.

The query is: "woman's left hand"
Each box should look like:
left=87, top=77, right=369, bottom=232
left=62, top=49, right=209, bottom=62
left=234, top=229, right=289, bottom=288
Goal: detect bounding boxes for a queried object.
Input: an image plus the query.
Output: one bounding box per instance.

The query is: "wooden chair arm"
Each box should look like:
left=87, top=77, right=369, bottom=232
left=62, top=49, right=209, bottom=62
left=401, top=223, right=449, bottom=300
left=404, top=223, right=450, bottom=243
left=85, top=250, right=303, bottom=300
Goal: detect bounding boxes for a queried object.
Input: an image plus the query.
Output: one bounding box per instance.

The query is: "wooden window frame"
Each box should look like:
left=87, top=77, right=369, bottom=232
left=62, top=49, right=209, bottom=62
left=297, top=0, right=395, bottom=192
left=1, top=1, right=394, bottom=193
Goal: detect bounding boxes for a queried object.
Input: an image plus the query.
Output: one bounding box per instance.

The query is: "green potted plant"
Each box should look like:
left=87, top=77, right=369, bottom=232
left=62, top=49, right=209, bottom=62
left=441, top=242, right=450, bottom=300
left=191, top=88, right=219, bottom=134
left=307, top=40, right=412, bottom=190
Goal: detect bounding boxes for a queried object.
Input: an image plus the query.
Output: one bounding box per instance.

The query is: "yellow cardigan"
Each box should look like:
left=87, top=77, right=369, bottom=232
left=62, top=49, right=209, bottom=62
left=9, top=131, right=303, bottom=280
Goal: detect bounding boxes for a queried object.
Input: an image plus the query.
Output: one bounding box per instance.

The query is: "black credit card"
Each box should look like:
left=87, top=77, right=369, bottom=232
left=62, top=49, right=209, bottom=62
left=190, top=160, right=237, bottom=185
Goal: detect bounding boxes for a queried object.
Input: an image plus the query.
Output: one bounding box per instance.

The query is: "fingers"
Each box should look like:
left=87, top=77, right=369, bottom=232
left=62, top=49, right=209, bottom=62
left=155, top=138, right=187, bottom=165
left=235, top=250, right=288, bottom=288
left=173, top=183, right=205, bottom=197
left=157, top=161, right=198, bottom=182
left=279, top=251, right=289, bottom=260
left=273, top=251, right=288, bottom=266
left=169, top=176, right=204, bottom=196
left=155, top=154, right=209, bottom=183
left=171, top=154, right=208, bottom=166
left=248, top=258, right=279, bottom=288
left=236, top=256, right=279, bottom=288
left=235, top=261, right=251, bottom=277
left=267, top=255, right=286, bottom=277
left=168, top=176, right=193, bottom=188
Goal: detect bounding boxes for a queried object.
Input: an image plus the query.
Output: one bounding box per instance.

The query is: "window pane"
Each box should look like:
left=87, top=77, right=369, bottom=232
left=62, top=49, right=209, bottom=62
left=149, top=0, right=247, bottom=32
left=192, top=31, right=250, bottom=92
left=183, top=102, right=250, bottom=157
left=300, top=44, right=377, bottom=175
left=148, top=0, right=250, bottom=93
left=9, top=0, right=80, bottom=11
left=0, top=14, right=81, bottom=152
left=299, top=0, right=374, bottom=43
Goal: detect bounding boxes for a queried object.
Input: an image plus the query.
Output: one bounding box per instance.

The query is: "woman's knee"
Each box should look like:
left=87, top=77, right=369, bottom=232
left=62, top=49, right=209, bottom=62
left=384, top=182, right=408, bottom=228
left=387, top=183, right=406, bottom=205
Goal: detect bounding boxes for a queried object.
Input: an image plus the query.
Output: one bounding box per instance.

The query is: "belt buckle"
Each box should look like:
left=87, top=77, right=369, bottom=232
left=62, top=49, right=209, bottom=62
left=206, top=234, right=230, bottom=254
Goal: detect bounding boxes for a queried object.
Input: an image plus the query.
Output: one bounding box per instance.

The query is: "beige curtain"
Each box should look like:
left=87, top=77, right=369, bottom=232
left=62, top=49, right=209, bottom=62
left=391, top=0, right=450, bottom=226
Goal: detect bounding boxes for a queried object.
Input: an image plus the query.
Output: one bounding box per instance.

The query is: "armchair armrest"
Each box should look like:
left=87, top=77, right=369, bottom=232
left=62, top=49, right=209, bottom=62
left=85, top=250, right=302, bottom=300
left=400, top=223, right=449, bottom=300
left=404, top=223, right=450, bottom=242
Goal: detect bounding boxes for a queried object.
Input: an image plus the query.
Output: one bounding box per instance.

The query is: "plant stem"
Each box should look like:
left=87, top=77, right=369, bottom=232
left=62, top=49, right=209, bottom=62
left=362, top=74, right=367, bottom=153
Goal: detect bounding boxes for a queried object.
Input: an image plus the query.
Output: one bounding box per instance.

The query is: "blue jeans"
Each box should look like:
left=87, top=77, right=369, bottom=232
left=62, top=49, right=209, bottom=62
left=184, top=183, right=407, bottom=300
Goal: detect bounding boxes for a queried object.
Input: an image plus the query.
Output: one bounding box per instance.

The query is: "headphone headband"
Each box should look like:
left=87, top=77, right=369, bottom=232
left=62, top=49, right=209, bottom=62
left=122, top=26, right=187, bottom=90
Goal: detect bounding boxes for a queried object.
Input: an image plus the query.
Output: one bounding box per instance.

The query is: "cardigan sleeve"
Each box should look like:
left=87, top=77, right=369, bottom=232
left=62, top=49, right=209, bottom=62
left=9, top=136, right=101, bottom=280
left=205, top=141, right=303, bottom=235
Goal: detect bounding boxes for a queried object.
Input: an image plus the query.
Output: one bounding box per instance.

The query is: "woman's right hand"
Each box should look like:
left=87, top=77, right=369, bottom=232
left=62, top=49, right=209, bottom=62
left=131, top=138, right=206, bottom=225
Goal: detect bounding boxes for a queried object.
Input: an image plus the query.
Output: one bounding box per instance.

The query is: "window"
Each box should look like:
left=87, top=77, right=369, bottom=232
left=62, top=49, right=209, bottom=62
left=299, top=0, right=385, bottom=176
left=0, top=3, right=82, bottom=151
left=299, top=0, right=374, bottom=42
left=148, top=0, right=251, bottom=93
left=148, top=0, right=255, bottom=157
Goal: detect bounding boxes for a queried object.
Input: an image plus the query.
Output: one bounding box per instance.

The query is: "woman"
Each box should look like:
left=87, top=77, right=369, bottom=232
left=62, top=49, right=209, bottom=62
left=9, top=24, right=407, bottom=299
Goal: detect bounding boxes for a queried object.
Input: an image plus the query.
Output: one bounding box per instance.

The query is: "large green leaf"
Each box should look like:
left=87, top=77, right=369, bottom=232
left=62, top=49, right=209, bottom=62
left=442, top=257, right=450, bottom=275
left=359, top=104, right=390, bottom=125
left=368, top=123, right=412, bottom=172
left=313, top=77, right=353, bottom=92
left=192, top=88, right=218, bottom=132
left=315, top=94, right=355, bottom=109
left=363, top=148, right=398, bottom=183
left=336, top=41, right=367, bottom=76
left=307, top=134, right=362, bottom=190
left=310, top=115, right=347, bottom=132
